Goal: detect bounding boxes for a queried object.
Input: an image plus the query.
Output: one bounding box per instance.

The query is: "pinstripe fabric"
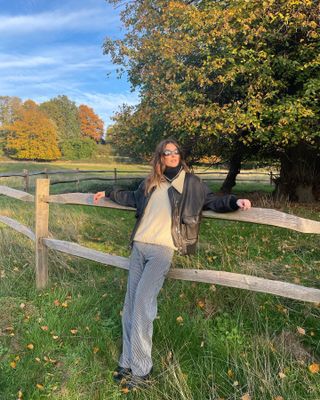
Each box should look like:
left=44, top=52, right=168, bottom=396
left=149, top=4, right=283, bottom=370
left=119, top=241, right=174, bottom=376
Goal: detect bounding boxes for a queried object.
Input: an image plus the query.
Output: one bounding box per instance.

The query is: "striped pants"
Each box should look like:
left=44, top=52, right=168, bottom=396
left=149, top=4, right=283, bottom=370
left=119, top=241, right=174, bottom=376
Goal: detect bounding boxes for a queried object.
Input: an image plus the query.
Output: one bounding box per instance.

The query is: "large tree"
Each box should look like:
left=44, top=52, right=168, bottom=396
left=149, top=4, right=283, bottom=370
left=79, top=104, right=104, bottom=143
left=40, top=95, right=81, bottom=144
left=105, top=0, right=319, bottom=201
left=5, top=100, right=61, bottom=161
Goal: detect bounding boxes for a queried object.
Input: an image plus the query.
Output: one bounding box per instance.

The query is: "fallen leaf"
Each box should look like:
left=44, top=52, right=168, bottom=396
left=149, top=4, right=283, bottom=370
left=20, top=303, right=26, bottom=309
left=273, top=397, right=284, bottom=400
left=197, top=299, right=205, bottom=308
left=17, top=390, right=23, bottom=399
left=36, top=384, right=44, bottom=390
left=10, top=361, right=16, bottom=369
left=70, top=329, right=78, bottom=335
left=308, top=363, right=319, bottom=374
left=35, top=357, right=41, bottom=362
left=241, top=394, right=251, bottom=400
left=176, top=316, right=184, bottom=324
left=297, top=326, right=306, bottom=335
left=93, top=347, right=100, bottom=354
left=41, top=326, right=49, bottom=331
left=278, top=372, right=286, bottom=379
left=52, top=335, right=59, bottom=340
left=61, top=302, right=68, bottom=308
left=227, top=369, right=234, bottom=378
left=53, top=300, right=60, bottom=307
left=26, top=343, right=34, bottom=350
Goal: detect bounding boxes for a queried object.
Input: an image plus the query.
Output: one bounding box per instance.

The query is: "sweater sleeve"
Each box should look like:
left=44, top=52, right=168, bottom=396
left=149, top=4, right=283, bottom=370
left=202, top=182, right=239, bottom=212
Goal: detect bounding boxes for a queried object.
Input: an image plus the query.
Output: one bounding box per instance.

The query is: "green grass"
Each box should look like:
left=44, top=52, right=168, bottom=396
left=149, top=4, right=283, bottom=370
left=0, top=165, right=319, bottom=399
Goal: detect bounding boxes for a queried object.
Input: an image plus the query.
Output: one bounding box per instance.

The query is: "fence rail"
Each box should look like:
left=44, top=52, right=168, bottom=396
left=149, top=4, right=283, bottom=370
left=0, top=180, right=319, bottom=303
left=0, top=168, right=278, bottom=192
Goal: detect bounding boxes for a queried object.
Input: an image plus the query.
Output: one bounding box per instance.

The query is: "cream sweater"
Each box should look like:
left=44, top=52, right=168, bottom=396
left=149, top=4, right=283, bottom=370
left=134, top=170, right=185, bottom=250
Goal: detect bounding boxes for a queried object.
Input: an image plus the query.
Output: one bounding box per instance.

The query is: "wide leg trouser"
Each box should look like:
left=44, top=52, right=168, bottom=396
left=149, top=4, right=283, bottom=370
left=119, top=241, right=174, bottom=376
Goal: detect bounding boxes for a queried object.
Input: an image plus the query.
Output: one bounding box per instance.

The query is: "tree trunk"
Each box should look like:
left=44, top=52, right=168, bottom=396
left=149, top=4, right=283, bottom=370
left=274, top=143, right=320, bottom=202
left=220, top=152, right=242, bottom=194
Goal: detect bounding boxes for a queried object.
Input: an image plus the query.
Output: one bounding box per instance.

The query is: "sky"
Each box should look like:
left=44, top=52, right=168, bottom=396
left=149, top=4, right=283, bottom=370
left=0, top=0, right=139, bottom=128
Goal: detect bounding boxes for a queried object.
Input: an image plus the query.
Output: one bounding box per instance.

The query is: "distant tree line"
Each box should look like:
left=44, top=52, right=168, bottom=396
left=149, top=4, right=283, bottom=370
left=105, top=0, right=319, bottom=202
left=0, top=95, right=105, bottom=161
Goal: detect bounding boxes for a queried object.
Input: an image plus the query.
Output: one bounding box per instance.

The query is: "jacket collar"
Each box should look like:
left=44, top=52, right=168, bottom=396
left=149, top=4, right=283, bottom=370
left=171, top=169, right=186, bottom=194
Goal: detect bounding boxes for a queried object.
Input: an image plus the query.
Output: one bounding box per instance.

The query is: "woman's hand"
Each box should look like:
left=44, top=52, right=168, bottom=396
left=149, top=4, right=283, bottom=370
left=93, top=191, right=106, bottom=205
left=236, top=199, right=251, bottom=210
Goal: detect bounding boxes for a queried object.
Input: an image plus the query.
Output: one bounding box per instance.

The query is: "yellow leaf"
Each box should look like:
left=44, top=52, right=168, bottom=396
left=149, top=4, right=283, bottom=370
left=70, top=329, right=78, bottom=335
left=227, top=369, right=234, bottom=378
left=176, top=316, right=184, bottom=324
left=10, top=361, right=16, bottom=369
left=36, top=384, right=44, bottom=390
left=93, top=347, right=100, bottom=354
left=308, top=363, right=320, bottom=374
left=20, top=303, right=26, bottom=309
left=52, top=335, right=59, bottom=340
left=197, top=299, right=205, bottom=308
left=26, top=343, right=34, bottom=350
left=17, top=390, right=23, bottom=399
left=297, top=326, right=306, bottom=335
left=35, top=357, right=41, bottom=362
left=61, top=302, right=68, bottom=308
left=241, top=394, right=251, bottom=400
left=278, top=371, right=286, bottom=379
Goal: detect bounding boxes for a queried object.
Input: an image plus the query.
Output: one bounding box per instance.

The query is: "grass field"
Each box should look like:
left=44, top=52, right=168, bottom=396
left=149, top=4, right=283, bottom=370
left=0, top=161, right=319, bottom=399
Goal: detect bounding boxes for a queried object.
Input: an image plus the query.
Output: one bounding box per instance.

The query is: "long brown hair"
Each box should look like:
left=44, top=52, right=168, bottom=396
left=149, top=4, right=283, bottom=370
left=144, top=139, right=189, bottom=194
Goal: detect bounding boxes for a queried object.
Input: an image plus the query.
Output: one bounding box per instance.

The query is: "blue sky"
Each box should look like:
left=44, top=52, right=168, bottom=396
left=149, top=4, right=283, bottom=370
left=0, top=0, right=139, bottom=128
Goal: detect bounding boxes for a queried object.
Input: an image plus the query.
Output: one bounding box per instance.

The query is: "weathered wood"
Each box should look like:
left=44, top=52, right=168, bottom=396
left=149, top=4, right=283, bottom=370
left=0, top=216, right=35, bottom=241
left=202, top=208, right=320, bottom=234
left=0, top=186, right=34, bottom=202
left=47, top=193, right=134, bottom=211
left=42, top=238, right=320, bottom=303
left=46, top=193, right=320, bottom=234
left=23, top=169, right=29, bottom=193
left=43, top=238, right=130, bottom=270
left=167, top=269, right=320, bottom=303
left=35, top=179, right=50, bottom=289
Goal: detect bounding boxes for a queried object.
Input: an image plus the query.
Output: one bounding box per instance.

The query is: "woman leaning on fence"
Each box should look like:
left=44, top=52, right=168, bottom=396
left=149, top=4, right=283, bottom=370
left=93, top=139, right=251, bottom=392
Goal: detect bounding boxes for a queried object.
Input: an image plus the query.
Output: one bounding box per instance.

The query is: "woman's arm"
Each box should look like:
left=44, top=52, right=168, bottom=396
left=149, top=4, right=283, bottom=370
left=202, top=183, right=251, bottom=212
left=93, top=181, right=145, bottom=208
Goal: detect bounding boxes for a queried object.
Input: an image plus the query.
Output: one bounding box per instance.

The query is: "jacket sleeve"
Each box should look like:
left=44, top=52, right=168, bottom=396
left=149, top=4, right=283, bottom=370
left=202, top=182, right=239, bottom=212
left=109, top=181, right=144, bottom=208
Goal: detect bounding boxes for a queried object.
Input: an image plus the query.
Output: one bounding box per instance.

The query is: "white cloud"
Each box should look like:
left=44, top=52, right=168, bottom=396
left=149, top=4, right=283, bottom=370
left=0, top=8, right=119, bottom=35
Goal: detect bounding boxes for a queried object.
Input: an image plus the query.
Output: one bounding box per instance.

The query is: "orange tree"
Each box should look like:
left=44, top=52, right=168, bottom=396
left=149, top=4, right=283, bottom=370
left=79, top=104, right=104, bottom=143
left=5, top=100, right=61, bottom=161
left=105, top=0, right=319, bottom=201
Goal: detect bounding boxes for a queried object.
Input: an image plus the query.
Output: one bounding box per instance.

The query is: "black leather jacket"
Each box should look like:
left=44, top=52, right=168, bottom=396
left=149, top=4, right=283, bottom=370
left=109, top=173, right=239, bottom=255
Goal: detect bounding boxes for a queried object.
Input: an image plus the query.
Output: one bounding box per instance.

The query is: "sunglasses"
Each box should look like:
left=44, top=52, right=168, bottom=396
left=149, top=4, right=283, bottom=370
left=162, top=149, right=180, bottom=156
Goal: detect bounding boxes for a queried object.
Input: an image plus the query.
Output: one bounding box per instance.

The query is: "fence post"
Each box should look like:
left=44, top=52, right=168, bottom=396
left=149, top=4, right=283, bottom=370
left=44, top=168, right=48, bottom=179
left=114, top=168, right=117, bottom=183
left=35, top=179, right=50, bottom=289
left=269, top=171, right=273, bottom=185
left=23, top=169, right=29, bottom=192
left=76, top=168, right=80, bottom=191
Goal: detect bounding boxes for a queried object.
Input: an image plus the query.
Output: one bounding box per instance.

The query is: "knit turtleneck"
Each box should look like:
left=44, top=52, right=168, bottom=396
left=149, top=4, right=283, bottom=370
left=163, top=164, right=182, bottom=182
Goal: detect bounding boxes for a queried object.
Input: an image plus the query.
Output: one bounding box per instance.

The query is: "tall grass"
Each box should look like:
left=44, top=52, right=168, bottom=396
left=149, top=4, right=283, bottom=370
left=0, top=183, right=319, bottom=399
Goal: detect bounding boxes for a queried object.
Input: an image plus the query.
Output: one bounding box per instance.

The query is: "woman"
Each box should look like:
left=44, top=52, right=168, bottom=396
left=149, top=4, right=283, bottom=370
left=94, top=139, right=251, bottom=392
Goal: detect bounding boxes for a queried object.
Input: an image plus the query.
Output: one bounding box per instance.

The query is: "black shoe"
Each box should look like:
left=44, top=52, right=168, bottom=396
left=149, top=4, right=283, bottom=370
left=120, top=370, right=153, bottom=393
left=113, top=366, right=132, bottom=383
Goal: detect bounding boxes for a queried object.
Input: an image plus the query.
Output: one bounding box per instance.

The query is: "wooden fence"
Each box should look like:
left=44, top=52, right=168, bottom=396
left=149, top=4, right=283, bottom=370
left=0, top=168, right=277, bottom=192
left=0, top=179, right=319, bottom=303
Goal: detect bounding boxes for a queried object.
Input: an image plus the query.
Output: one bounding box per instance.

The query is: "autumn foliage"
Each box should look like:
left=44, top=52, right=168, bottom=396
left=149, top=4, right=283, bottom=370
left=79, top=104, right=104, bottom=143
left=5, top=100, right=61, bottom=160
